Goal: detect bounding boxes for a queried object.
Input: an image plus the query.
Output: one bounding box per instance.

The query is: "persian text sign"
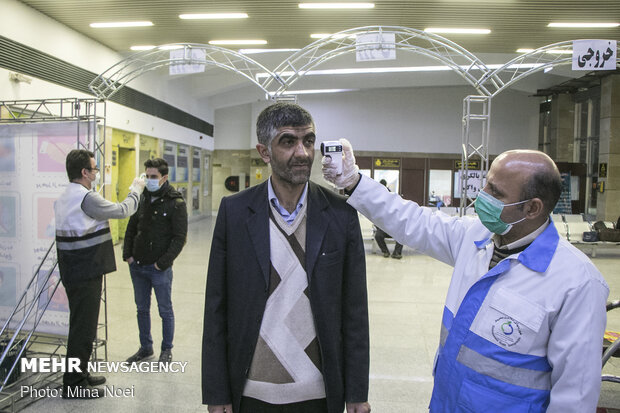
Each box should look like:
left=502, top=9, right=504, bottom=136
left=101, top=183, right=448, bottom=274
left=356, top=33, right=396, bottom=62
left=572, top=40, right=617, bottom=71
left=169, top=48, right=206, bottom=75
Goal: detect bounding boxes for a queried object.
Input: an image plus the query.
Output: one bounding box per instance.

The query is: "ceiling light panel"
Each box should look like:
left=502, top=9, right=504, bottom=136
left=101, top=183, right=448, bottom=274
left=299, top=3, right=374, bottom=9
left=208, top=40, right=268, bottom=45
left=276, top=89, right=358, bottom=95
left=130, top=45, right=157, bottom=51
left=239, top=48, right=301, bottom=54
left=548, top=22, right=619, bottom=28
left=90, top=21, right=153, bottom=28
left=424, top=28, right=491, bottom=34
left=179, top=13, right=248, bottom=20
left=310, top=33, right=356, bottom=39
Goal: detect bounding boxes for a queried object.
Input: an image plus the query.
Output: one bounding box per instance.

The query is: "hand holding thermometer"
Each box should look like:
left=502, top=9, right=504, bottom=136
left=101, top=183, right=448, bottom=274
left=320, top=141, right=343, bottom=175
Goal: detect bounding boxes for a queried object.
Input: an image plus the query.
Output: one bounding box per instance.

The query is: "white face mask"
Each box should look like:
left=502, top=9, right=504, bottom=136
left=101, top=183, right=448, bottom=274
left=146, top=178, right=162, bottom=192
left=92, top=171, right=101, bottom=189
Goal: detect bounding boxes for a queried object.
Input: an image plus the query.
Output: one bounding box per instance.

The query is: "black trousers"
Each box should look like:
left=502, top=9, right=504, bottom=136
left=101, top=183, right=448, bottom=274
left=239, top=396, right=328, bottom=413
left=375, top=227, right=403, bottom=255
left=62, top=275, right=103, bottom=386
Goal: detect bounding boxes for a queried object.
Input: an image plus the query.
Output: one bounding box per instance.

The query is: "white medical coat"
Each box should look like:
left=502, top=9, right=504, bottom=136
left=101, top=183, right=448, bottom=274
left=348, top=175, right=608, bottom=412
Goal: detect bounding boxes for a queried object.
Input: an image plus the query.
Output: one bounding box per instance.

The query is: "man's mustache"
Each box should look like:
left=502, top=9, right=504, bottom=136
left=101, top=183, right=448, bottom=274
left=289, top=157, right=312, bottom=166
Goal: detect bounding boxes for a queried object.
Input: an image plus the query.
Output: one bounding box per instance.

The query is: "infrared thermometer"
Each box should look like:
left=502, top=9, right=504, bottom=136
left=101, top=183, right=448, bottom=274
left=320, top=141, right=343, bottom=175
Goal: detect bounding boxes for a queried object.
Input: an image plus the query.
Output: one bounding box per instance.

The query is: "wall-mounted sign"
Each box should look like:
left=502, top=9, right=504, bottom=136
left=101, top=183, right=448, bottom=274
left=454, top=170, right=485, bottom=199
left=163, top=142, right=177, bottom=181
left=455, top=160, right=481, bottom=170
left=192, top=148, right=201, bottom=182
left=374, top=158, right=400, bottom=168
left=599, top=163, right=608, bottom=178
left=176, top=145, right=189, bottom=182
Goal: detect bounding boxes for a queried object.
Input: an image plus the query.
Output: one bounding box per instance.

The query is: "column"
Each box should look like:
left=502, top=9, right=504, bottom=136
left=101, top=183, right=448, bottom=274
left=548, top=93, right=574, bottom=162
left=598, top=74, right=620, bottom=221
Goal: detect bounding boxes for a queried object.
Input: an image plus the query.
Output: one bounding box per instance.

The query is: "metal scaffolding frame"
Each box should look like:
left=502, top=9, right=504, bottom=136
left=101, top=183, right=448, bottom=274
left=0, top=98, right=107, bottom=412
left=264, top=26, right=492, bottom=98
left=88, top=44, right=283, bottom=99
left=460, top=96, right=491, bottom=212
left=87, top=31, right=619, bottom=215
left=478, top=41, right=620, bottom=97
left=458, top=42, right=620, bottom=215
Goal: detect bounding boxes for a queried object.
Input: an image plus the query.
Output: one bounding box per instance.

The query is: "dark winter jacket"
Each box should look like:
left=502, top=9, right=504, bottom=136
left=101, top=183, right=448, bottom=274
left=123, top=181, right=188, bottom=270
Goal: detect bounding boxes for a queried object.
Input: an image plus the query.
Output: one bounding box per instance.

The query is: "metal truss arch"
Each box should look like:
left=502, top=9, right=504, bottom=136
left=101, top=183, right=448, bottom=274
left=89, top=43, right=283, bottom=99
left=480, top=41, right=620, bottom=97
left=263, top=26, right=493, bottom=97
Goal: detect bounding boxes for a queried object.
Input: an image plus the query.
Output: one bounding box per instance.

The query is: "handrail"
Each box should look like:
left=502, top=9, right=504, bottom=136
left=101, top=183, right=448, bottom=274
left=0, top=241, right=59, bottom=392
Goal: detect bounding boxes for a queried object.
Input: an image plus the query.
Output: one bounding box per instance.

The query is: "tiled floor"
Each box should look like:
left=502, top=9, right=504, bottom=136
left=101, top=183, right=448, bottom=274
left=19, top=215, right=620, bottom=412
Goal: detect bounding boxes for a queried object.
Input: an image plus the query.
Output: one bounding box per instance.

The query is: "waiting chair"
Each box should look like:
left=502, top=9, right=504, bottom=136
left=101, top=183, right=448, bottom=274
left=602, top=300, right=620, bottom=384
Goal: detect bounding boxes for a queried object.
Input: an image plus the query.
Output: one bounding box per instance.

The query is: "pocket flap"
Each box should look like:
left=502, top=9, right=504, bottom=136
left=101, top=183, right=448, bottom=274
left=489, top=287, right=545, bottom=332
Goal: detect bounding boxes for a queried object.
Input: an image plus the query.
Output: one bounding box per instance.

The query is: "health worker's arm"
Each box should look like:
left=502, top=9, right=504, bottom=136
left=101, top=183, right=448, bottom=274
left=347, top=174, right=473, bottom=266
left=81, top=190, right=139, bottom=220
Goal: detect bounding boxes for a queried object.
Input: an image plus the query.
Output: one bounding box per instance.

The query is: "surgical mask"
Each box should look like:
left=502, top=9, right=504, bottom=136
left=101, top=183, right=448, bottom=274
left=146, top=178, right=162, bottom=192
left=92, top=172, right=101, bottom=189
left=475, top=190, right=530, bottom=235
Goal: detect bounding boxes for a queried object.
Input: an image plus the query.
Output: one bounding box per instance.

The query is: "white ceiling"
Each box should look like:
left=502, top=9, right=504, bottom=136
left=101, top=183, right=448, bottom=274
left=17, top=0, right=620, bottom=104
left=17, top=0, right=620, bottom=53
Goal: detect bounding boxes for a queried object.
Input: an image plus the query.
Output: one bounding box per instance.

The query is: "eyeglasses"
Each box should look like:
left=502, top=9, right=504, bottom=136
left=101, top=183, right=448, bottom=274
left=87, top=167, right=100, bottom=173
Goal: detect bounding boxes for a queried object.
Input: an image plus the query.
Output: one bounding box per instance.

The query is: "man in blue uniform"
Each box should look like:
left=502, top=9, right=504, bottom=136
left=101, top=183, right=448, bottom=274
left=323, top=142, right=608, bottom=412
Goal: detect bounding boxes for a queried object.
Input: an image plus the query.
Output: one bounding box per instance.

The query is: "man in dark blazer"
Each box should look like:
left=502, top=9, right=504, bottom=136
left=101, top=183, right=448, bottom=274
left=202, top=103, right=370, bottom=413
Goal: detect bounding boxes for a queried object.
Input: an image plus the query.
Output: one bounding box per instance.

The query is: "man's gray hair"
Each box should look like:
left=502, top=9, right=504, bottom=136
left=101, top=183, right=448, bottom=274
left=256, top=103, right=314, bottom=147
left=521, top=165, right=562, bottom=215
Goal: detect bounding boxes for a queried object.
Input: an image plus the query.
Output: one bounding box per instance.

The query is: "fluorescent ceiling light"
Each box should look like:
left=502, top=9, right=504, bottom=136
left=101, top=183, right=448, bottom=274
left=255, top=63, right=543, bottom=79
left=425, top=28, right=491, bottom=34
left=130, top=45, right=157, bottom=51
left=548, top=22, right=619, bottom=28
left=270, top=89, right=358, bottom=96
left=179, top=13, right=248, bottom=19
left=299, top=3, right=374, bottom=9
left=517, top=48, right=572, bottom=55
left=488, top=63, right=543, bottom=69
left=90, top=21, right=153, bottom=28
left=209, top=40, right=267, bottom=45
left=257, top=66, right=450, bottom=79
left=239, top=48, right=301, bottom=54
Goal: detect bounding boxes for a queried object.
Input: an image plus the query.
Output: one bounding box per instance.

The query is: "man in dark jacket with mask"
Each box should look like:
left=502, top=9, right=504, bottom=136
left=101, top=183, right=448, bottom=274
left=123, top=157, right=188, bottom=364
